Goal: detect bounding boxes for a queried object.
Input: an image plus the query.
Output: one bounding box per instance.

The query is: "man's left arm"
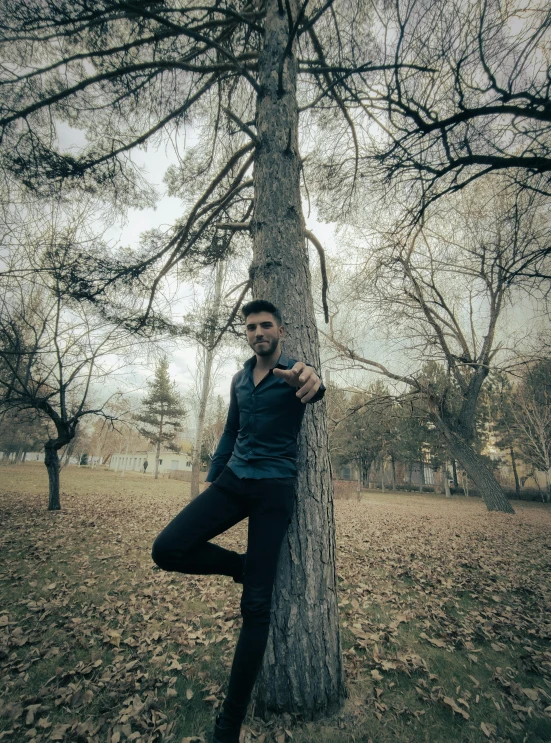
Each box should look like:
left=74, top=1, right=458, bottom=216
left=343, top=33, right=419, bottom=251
left=273, top=361, right=326, bottom=404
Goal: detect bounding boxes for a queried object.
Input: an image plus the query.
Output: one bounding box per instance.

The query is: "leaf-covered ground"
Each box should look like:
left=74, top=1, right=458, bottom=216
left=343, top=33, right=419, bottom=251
left=1, top=464, right=550, bottom=743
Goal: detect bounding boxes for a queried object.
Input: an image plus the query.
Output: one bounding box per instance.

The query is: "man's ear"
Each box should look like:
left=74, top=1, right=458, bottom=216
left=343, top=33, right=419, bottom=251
left=278, top=323, right=285, bottom=338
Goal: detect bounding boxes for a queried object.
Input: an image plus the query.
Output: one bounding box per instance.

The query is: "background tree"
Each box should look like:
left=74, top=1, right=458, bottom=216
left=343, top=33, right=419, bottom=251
left=510, top=358, right=551, bottom=502
left=0, top=245, right=138, bottom=509
left=0, top=409, right=51, bottom=463
left=189, top=259, right=226, bottom=499
left=201, top=394, right=229, bottom=467
left=136, top=357, right=186, bottom=480
left=329, top=381, right=396, bottom=487
left=309, top=0, right=551, bottom=232
left=487, top=373, right=522, bottom=499
left=325, top=180, right=551, bottom=513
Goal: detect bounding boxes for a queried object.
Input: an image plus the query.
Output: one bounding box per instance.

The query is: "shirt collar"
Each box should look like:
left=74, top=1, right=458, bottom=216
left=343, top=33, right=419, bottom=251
left=243, top=351, right=291, bottom=370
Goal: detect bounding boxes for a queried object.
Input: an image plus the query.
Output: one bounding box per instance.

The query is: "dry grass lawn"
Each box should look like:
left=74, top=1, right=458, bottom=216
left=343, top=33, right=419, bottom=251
left=1, top=463, right=550, bottom=743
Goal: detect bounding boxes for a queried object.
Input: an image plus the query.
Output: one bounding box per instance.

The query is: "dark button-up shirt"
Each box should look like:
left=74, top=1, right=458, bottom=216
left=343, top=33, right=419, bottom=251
left=206, top=352, right=325, bottom=481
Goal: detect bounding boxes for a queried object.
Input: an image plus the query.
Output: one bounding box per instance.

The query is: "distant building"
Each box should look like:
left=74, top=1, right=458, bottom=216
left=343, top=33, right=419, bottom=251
left=110, top=448, right=193, bottom=475
left=110, top=429, right=197, bottom=476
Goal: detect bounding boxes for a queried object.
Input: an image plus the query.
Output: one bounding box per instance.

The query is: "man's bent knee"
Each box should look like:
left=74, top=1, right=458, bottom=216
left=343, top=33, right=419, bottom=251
left=151, top=537, right=175, bottom=571
left=240, top=593, right=272, bottom=625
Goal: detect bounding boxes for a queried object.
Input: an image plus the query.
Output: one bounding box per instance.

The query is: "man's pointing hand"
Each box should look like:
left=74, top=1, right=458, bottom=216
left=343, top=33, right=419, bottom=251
left=273, top=361, right=321, bottom=403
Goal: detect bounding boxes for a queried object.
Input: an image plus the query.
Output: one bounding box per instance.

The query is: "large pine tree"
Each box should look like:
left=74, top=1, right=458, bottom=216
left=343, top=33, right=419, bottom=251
left=136, top=358, right=186, bottom=480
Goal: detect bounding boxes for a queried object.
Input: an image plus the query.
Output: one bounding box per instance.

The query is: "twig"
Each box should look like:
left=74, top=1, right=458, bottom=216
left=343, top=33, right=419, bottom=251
left=304, top=229, right=329, bottom=322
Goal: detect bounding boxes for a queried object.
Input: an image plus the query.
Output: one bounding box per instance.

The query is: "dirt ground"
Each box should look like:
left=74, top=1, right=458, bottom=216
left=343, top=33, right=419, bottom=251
left=1, top=464, right=550, bottom=743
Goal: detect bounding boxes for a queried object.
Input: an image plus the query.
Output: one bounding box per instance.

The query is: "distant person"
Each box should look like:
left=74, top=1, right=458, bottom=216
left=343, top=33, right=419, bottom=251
left=152, top=300, right=325, bottom=743
left=143, top=460, right=148, bottom=474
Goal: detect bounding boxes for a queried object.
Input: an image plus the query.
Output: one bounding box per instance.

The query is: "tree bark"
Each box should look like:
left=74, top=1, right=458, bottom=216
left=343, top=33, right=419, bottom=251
left=44, top=441, right=61, bottom=511
left=509, top=446, right=521, bottom=499
left=435, top=421, right=515, bottom=513
left=251, top=0, right=345, bottom=720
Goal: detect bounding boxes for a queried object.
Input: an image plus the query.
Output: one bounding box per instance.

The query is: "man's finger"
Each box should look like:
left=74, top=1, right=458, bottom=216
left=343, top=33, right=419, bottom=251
left=274, top=366, right=302, bottom=386
left=296, top=375, right=316, bottom=398
left=299, top=379, right=321, bottom=403
left=273, top=368, right=294, bottom=380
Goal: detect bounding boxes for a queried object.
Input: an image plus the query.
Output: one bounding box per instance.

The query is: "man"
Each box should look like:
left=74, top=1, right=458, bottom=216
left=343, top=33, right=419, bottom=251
left=151, top=299, right=325, bottom=743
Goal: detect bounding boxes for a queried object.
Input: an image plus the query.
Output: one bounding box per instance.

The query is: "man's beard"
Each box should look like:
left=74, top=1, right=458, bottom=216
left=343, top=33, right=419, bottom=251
left=252, top=337, right=278, bottom=356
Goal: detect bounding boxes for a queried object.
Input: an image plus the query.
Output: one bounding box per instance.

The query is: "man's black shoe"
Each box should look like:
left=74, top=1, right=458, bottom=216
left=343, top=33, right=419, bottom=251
left=212, top=713, right=242, bottom=743
left=232, top=552, right=247, bottom=584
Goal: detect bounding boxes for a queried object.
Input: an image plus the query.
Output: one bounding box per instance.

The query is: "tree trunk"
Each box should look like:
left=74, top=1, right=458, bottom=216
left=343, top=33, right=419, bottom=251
left=154, top=413, right=164, bottom=480
left=509, top=446, right=521, bottom=499
left=452, top=459, right=458, bottom=487
left=251, top=0, right=345, bottom=720
left=191, top=261, right=224, bottom=499
left=435, top=422, right=515, bottom=513
left=365, top=463, right=371, bottom=488
left=44, top=441, right=61, bottom=511
left=390, top=456, right=396, bottom=491
left=444, top=468, right=451, bottom=497
left=419, top=460, right=425, bottom=493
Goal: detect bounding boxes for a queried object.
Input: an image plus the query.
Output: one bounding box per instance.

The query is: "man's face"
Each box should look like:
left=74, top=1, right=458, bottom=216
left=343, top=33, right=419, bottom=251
left=245, top=311, right=284, bottom=357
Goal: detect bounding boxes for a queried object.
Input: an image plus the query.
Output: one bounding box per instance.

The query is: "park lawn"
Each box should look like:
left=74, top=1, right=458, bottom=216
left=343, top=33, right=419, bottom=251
left=0, top=464, right=550, bottom=743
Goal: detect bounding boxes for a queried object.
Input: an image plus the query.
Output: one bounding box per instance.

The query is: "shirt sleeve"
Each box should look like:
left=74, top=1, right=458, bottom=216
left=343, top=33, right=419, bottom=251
left=206, top=376, right=239, bottom=482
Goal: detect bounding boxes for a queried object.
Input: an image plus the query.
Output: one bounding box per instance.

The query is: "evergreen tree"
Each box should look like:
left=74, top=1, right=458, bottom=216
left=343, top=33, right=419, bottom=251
left=136, top=358, right=186, bottom=480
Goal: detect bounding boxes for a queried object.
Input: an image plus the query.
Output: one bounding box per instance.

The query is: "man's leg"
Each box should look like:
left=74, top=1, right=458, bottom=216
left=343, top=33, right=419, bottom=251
left=218, top=477, right=296, bottom=727
left=151, top=467, right=248, bottom=579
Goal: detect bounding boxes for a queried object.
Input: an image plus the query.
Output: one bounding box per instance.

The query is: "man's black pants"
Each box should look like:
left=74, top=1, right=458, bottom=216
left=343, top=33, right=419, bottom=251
left=151, top=465, right=296, bottom=725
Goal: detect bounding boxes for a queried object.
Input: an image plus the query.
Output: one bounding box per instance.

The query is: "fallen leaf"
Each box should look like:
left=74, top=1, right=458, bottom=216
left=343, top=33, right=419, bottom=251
left=480, top=722, right=496, bottom=738
left=443, top=696, right=469, bottom=720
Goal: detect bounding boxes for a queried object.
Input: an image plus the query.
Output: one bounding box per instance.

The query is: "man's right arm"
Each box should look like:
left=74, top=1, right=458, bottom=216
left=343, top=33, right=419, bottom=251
left=204, top=377, right=239, bottom=486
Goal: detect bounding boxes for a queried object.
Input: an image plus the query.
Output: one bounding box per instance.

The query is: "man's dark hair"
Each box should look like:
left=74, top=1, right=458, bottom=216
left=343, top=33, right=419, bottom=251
left=241, top=299, right=283, bottom=326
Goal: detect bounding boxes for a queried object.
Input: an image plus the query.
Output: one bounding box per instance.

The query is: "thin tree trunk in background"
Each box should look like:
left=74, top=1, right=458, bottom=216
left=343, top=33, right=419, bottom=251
left=251, top=0, right=345, bottom=719
left=191, top=261, right=224, bottom=499
left=154, top=436, right=161, bottom=480
left=509, top=446, right=521, bottom=499
left=391, top=456, right=396, bottom=491
left=419, top=461, right=425, bottom=493
left=444, top=465, right=451, bottom=497
left=120, top=438, right=130, bottom=477
left=452, top=459, right=458, bottom=487
left=44, top=441, right=61, bottom=510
